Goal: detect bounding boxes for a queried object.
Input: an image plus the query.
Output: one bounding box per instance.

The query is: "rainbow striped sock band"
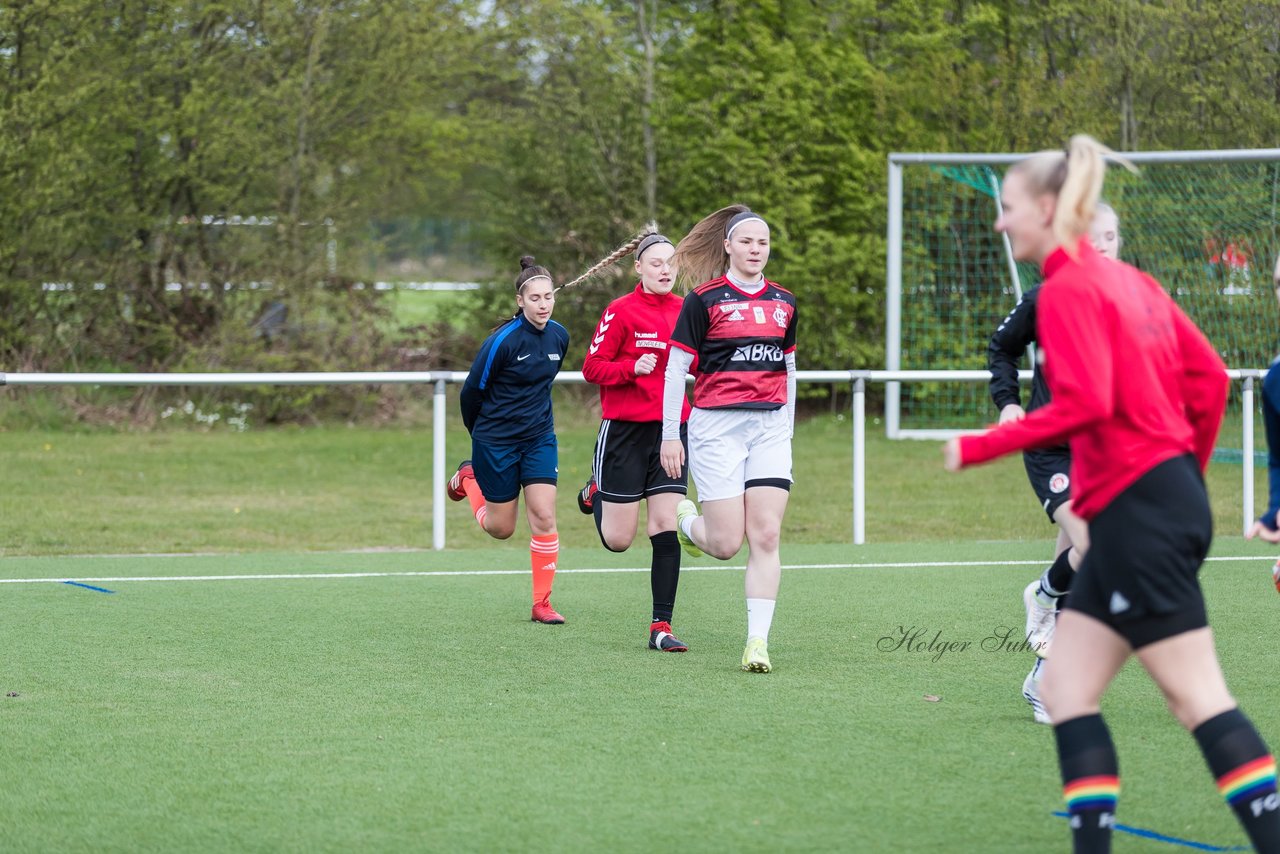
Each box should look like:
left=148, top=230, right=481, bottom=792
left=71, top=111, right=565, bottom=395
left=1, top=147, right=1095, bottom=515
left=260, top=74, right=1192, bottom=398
left=1217, top=755, right=1277, bottom=806
left=1064, top=775, right=1120, bottom=813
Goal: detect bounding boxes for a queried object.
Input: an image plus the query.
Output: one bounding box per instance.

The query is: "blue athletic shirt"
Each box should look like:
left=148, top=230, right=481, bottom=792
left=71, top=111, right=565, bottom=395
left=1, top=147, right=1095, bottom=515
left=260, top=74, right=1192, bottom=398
left=460, top=313, right=569, bottom=444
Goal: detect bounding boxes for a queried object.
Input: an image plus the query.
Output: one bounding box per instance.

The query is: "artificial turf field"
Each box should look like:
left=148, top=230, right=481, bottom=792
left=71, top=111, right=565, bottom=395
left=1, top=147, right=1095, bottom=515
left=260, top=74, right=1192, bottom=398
left=5, top=540, right=1279, bottom=852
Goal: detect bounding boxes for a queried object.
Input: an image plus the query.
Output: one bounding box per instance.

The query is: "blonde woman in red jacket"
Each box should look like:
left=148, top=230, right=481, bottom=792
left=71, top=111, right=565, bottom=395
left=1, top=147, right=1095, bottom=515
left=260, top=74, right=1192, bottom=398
left=946, top=134, right=1279, bottom=853
left=579, top=233, right=693, bottom=653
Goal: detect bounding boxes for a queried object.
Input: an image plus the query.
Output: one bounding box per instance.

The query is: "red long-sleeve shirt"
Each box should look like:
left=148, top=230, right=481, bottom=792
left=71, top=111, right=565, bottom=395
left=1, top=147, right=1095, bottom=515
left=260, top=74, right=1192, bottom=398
left=582, top=284, right=691, bottom=423
left=959, top=239, right=1227, bottom=520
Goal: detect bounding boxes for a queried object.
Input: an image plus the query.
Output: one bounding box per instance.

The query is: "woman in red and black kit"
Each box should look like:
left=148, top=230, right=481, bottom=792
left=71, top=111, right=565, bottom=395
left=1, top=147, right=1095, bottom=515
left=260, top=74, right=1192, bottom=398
left=660, top=204, right=797, bottom=675
left=946, top=134, right=1279, bottom=853
left=579, top=232, right=693, bottom=652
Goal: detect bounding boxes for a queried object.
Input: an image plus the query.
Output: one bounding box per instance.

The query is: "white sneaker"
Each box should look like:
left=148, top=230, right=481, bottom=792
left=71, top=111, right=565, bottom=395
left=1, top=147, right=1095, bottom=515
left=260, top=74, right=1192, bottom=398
left=1022, top=658, right=1051, bottom=725
left=1023, top=580, right=1056, bottom=658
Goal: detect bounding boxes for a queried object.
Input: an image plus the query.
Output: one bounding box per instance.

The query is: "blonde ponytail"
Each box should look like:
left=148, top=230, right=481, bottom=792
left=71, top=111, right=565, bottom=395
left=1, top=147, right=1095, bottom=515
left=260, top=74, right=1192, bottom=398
left=557, top=224, right=658, bottom=293
left=1010, top=134, right=1135, bottom=254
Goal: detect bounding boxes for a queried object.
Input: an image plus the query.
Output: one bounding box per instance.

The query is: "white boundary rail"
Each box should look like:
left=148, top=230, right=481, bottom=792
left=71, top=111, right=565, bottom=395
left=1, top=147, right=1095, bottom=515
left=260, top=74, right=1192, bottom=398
left=0, top=369, right=1264, bottom=547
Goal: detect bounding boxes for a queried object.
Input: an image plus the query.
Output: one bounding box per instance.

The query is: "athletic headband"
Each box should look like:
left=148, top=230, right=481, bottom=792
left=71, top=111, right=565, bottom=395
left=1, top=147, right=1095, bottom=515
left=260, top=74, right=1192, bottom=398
left=518, top=274, right=552, bottom=292
left=635, top=233, right=672, bottom=260
left=725, top=211, right=768, bottom=240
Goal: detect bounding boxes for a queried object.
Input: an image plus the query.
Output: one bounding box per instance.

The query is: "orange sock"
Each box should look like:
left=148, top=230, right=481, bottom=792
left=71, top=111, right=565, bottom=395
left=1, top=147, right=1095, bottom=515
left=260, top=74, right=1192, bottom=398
left=462, top=477, right=486, bottom=530
left=530, top=533, right=558, bottom=604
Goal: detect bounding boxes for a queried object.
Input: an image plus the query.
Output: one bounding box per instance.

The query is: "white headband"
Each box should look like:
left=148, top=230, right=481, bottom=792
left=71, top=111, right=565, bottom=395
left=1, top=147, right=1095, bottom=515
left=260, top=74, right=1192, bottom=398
left=725, top=215, right=767, bottom=240
left=519, top=274, right=553, bottom=291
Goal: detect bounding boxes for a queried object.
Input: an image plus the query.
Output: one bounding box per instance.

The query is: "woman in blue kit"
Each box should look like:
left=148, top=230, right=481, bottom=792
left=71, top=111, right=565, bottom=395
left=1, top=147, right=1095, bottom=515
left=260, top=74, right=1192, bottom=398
left=447, top=255, right=570, bottom=624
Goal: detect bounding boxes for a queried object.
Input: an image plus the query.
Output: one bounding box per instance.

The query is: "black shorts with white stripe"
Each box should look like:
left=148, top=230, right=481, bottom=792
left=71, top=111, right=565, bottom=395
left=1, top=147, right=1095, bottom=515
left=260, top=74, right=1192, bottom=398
left=591, top=419, right=688, bottom=504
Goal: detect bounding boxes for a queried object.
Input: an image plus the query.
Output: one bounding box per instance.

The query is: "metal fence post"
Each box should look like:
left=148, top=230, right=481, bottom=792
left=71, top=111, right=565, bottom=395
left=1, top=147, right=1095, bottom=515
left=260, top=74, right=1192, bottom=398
left=853, top=374, right=866, bottom=545
left=433, top=376, right=448, bottom=551
left=1243, top=374, right=1255, bottom=538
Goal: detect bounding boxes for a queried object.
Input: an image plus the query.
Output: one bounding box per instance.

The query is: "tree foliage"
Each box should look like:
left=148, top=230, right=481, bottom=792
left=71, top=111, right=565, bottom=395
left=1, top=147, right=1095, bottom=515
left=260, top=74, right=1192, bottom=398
left=1, top=0, right=1277, bottom=417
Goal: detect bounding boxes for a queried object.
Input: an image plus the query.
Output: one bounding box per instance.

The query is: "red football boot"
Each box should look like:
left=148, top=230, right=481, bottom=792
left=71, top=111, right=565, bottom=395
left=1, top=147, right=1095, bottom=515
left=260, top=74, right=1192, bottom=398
left=649, top=621, right=688, bottom=652
left=577, top=477, right=597, bottom=515
left=531, top=598, right=565, bottom=624
left=446, top=460, right=474, bottom=502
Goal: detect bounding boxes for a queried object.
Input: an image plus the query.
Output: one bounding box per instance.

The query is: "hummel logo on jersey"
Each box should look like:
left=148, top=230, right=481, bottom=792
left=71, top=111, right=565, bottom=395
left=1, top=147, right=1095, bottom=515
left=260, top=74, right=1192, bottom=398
left=517, top=354, right=530, bottom=361
left=730, top=343, right=784, bottom=362
left=1109, top=590, right=1130, bottom=614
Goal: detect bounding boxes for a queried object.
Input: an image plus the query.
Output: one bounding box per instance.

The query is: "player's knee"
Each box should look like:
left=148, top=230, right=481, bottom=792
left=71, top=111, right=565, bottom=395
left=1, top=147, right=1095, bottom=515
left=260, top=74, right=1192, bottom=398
left=746, top=525, right=781, bottom=554
left=486, top=523, right=515, bottom=540
left=704, top=534, right=744, bottom=561
left=600, top=532, right=632, bottom=553
left=526, top=511, right=556, bottom=534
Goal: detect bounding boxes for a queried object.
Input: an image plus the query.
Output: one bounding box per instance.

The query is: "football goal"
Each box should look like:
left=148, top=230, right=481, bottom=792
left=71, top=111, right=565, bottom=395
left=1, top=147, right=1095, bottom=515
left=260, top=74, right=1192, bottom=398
left=885, top=148, right=1280, bottom=438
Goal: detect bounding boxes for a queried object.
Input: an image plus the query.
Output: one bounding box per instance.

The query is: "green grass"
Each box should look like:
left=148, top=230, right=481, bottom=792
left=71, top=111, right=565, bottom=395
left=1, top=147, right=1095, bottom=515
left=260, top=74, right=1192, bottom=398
left=2, top=413, right=1277, bottom=850
left=385, top=287, right=477, bottom=330
left=0, top=401, right=1267, bottom=556
left=3, top=543, right=1278, bottom=852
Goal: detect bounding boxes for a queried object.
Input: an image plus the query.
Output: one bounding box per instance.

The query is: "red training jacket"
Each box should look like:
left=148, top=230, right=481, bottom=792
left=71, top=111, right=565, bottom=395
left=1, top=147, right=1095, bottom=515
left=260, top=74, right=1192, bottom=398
left=582, top=284, right=691, bottom=423
left=958, top=239, right=1227, bottom=520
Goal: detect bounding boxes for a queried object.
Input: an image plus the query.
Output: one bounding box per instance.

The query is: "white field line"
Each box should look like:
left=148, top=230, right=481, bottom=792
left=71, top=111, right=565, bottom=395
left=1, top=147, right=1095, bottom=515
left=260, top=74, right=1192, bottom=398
left=0, top=555, right=1270, bottom=586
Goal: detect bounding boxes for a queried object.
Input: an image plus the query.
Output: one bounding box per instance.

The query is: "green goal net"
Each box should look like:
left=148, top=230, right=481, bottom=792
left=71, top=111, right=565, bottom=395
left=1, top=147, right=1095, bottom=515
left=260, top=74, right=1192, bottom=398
left=887, top=150, right=1280, bottom=435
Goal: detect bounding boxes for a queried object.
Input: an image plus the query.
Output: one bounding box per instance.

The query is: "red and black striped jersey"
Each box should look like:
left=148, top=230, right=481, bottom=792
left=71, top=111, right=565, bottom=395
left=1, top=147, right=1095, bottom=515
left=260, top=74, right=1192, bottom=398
left=669, top=276, right=797, bottom=410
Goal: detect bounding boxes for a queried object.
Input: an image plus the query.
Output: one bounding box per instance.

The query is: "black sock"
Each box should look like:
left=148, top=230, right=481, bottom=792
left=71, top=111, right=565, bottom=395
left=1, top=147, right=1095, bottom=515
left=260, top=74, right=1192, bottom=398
left=650, top=531, right=680, bottom=624
left=1040, top=548, right=1075, bottom=599
left=1194, top=708, right=1280, bottom=852
left=1055, top=714, right=1119, bottom=854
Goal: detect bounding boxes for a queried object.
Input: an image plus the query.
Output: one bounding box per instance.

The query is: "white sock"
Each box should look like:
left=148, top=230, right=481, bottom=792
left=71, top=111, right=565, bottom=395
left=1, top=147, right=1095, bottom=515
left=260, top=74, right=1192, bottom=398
left=746, top=597, right=775, bottom=642
left=679, top=512, right=696, bottom=541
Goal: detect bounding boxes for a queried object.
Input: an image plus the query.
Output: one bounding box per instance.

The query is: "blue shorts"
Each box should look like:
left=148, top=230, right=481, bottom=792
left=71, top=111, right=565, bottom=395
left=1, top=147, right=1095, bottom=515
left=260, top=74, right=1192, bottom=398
left=472, top=432, right=558, bottom=503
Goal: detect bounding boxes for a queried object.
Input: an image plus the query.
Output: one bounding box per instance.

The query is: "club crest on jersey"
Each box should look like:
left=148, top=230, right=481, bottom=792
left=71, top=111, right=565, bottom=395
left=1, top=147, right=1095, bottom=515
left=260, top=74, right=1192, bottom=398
left=1048, top=473, right=1069, bottom=494
left=773, top=307, right=788, bottom=327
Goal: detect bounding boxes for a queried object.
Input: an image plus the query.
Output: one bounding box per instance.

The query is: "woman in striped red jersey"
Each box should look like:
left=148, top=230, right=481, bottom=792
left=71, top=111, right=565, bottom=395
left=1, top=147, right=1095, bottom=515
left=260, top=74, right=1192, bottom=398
left=578, top=232, right=694, bottom=653
left=659, top=205, right=797, bottom=674
left=946, top=134, right=1279, bottom=853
